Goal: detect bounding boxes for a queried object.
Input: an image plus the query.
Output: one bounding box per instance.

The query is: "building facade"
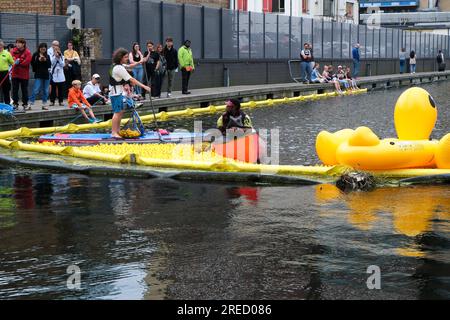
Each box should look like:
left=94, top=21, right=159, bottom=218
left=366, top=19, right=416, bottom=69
left=360, top=0, right=450, bottom=34
left=232, top=0, right=359, bottom=23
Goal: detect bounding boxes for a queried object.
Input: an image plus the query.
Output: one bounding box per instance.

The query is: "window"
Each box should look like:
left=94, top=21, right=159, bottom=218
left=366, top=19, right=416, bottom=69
left=323, top=0, right=333, bottom=17
left=237, top=0, right=248, bottom=11
left=346, top=2, right=354, bottom=18
left=272, top=0, right=285, bottom=13
left=302, top=0, right=308, bottom=13
left=263, top=0, right=273, bottom=13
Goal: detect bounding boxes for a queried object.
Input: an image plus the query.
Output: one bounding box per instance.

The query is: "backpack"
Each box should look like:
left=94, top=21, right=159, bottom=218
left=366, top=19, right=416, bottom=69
left=410, top=52, right=415, bottom=59
left=158, top=54, right=167, bottom=74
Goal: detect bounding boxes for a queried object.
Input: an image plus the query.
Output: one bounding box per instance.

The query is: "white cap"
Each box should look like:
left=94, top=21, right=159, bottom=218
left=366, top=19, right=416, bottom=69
left=92, top=74, right=101, bottom=79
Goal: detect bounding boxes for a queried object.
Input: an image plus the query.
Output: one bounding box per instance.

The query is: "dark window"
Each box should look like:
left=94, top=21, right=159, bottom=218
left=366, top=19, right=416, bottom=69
left=272, top=0, right=285, bottom=13
left=323, top=0, right=333, bottom=17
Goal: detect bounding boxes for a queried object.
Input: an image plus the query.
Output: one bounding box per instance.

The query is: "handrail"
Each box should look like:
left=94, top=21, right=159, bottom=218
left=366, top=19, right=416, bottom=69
left=288, top=59, right=302, bottom=83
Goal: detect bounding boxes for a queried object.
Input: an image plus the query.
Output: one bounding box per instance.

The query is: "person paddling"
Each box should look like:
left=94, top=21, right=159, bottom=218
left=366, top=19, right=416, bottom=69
left=109, top=48, right=150, bottom=139
left=217, top=99, right=253, bottom=135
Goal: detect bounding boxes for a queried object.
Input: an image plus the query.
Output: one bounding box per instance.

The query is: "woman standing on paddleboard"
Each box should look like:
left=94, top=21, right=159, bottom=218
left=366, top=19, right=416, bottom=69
left=109, top=48, right=150, bottom=139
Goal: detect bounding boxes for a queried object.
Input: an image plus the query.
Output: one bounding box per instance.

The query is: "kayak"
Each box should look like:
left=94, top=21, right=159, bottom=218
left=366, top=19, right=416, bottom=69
left=39, top=131, right=205, bottom=146
left=212, top=132, right=261, bottom=164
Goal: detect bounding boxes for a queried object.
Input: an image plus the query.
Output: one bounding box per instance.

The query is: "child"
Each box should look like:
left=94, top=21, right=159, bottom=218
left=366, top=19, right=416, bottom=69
left=68, top=80, right=101, bottom=123
left=326, top=65, right=343, bottom=94
left=345, top=66, right=359, bottom=90
left=123, top=83, right=143, bottom=109
left=311, top=63, right=326, bottom=83
left=336, top=65, right=350, bottom=92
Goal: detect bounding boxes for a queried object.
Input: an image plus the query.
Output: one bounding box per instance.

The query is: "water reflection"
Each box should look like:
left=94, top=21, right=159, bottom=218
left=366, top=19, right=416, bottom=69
left=315, top=184, right=450, bottom=256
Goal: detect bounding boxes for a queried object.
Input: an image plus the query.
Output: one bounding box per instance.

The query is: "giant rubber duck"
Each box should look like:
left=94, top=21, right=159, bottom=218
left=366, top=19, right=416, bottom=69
left=316, top=87, right=450, bottom=170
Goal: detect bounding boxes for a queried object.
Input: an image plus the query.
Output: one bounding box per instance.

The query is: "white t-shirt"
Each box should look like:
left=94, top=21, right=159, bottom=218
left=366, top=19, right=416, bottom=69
left=109, top=64, right=132, bottom=96
left=83, top=81, right=101, bottom=98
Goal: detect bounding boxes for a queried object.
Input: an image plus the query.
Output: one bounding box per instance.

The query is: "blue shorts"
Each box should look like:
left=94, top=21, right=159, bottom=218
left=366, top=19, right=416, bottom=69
left=110, top=95, right=125, bottom=113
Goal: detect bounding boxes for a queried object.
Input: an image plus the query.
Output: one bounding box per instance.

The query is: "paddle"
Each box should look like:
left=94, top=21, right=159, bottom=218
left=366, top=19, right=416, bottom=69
left=0, top=63, right=16, bottom=89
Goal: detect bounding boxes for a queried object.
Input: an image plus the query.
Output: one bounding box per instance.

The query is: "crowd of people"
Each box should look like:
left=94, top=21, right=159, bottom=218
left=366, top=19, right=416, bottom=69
left=0, top=36, right=196, bottom=113
left=0, top=38, right=82, bottom=111
left=300, top=42, right=360, bottom=92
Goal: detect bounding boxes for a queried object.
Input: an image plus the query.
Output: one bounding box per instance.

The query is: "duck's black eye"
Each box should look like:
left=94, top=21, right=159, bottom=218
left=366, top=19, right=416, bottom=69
left=429, top=95, right=436, bottom=108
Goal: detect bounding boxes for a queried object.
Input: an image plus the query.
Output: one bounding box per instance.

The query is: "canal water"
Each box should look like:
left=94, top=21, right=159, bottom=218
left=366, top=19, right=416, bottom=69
left=0, top=82, right=449, bottom=299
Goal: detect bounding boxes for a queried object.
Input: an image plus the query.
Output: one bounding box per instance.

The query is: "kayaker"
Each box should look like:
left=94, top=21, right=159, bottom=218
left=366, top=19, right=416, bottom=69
left=109, top=48, right=150, bottom=139
left=217, top=99, right=253, bottom=135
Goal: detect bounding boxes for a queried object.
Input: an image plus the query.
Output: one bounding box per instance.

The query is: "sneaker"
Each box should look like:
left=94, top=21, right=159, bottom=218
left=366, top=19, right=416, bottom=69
left=49, top=102, right=55, bottom=107
left=23, top=105, right=31, bottom=111
left=182, top=91, right=191, bottom=95
left=42, top=106, right=49, bottom=111
left=167, top=92, right=172, bottom=98
left=59, top=102, right=65, bottom=107
left=13, top=104, right=19, bottom=110
left=88, top=118, right=96, bottom=123
left=94, top=118, right=102, bottom=123
left=135, top=102, right=144, bottom=108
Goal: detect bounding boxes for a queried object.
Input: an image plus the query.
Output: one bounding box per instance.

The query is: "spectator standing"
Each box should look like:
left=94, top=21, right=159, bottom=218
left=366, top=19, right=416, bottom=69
left=83, top=74, right=108, bottom=105
left=47, top=40, right=59, bottom=58
left=399, top=48, right=406, bottom=74
left=152, top=44, right=167, bottom=99
left=409, top=50, right=417, bottom=74
left=178, top=40, right=194, bottom=95
left=30, top=43, right=52, bottom=110
left=0, top=40, right=14, bottom=105
left=300, top=43, right=313, bottom=84
left=10, top=38, right=32, bottom=111
left=129, top=42, right=144, bottom=99
left=143, top=41, right=159, bottom=98
left=437, top=50, right=445, bottom=72
left=163, top=37, right=178, bottom=98
left=49, top=44, right=66, bottom=106
left=64, top=40, right=82, bottom=96
left=352, top=43, right=360, bottom=78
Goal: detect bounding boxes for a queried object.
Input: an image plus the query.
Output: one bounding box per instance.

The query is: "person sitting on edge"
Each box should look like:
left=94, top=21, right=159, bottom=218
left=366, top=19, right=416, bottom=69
left=217, top=99, right=253, bottom=136
left=345, top=66, right=359, bottom=90
left=327, top=65, right=343, bottom=94
left=336, top=65, right=350, bottom=91
left=68, top=80, right=101, bottom=123
left=83, top=74, right=109, bottom=105
left=311, top=63, right=326, bottom=83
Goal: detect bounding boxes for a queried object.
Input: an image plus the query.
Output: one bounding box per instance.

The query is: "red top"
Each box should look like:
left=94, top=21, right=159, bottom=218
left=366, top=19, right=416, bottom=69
left=10, top=47, right=32, bottom=80
left=68, top=87, right=91, bottom=108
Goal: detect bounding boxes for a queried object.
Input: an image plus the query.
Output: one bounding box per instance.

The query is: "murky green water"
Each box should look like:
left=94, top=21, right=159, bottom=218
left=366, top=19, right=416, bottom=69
left=0, top=83, right=449, bottom=299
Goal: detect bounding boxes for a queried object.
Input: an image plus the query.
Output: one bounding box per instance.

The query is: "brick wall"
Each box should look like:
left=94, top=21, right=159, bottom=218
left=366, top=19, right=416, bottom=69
left=0, top=0, right=68, bottom=15
left=0, top=0, right=229, bottom=14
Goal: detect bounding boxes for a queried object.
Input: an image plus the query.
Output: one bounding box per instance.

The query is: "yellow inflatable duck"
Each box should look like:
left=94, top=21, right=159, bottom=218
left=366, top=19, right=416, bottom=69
left=316, top=87, right=450, bottom=170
